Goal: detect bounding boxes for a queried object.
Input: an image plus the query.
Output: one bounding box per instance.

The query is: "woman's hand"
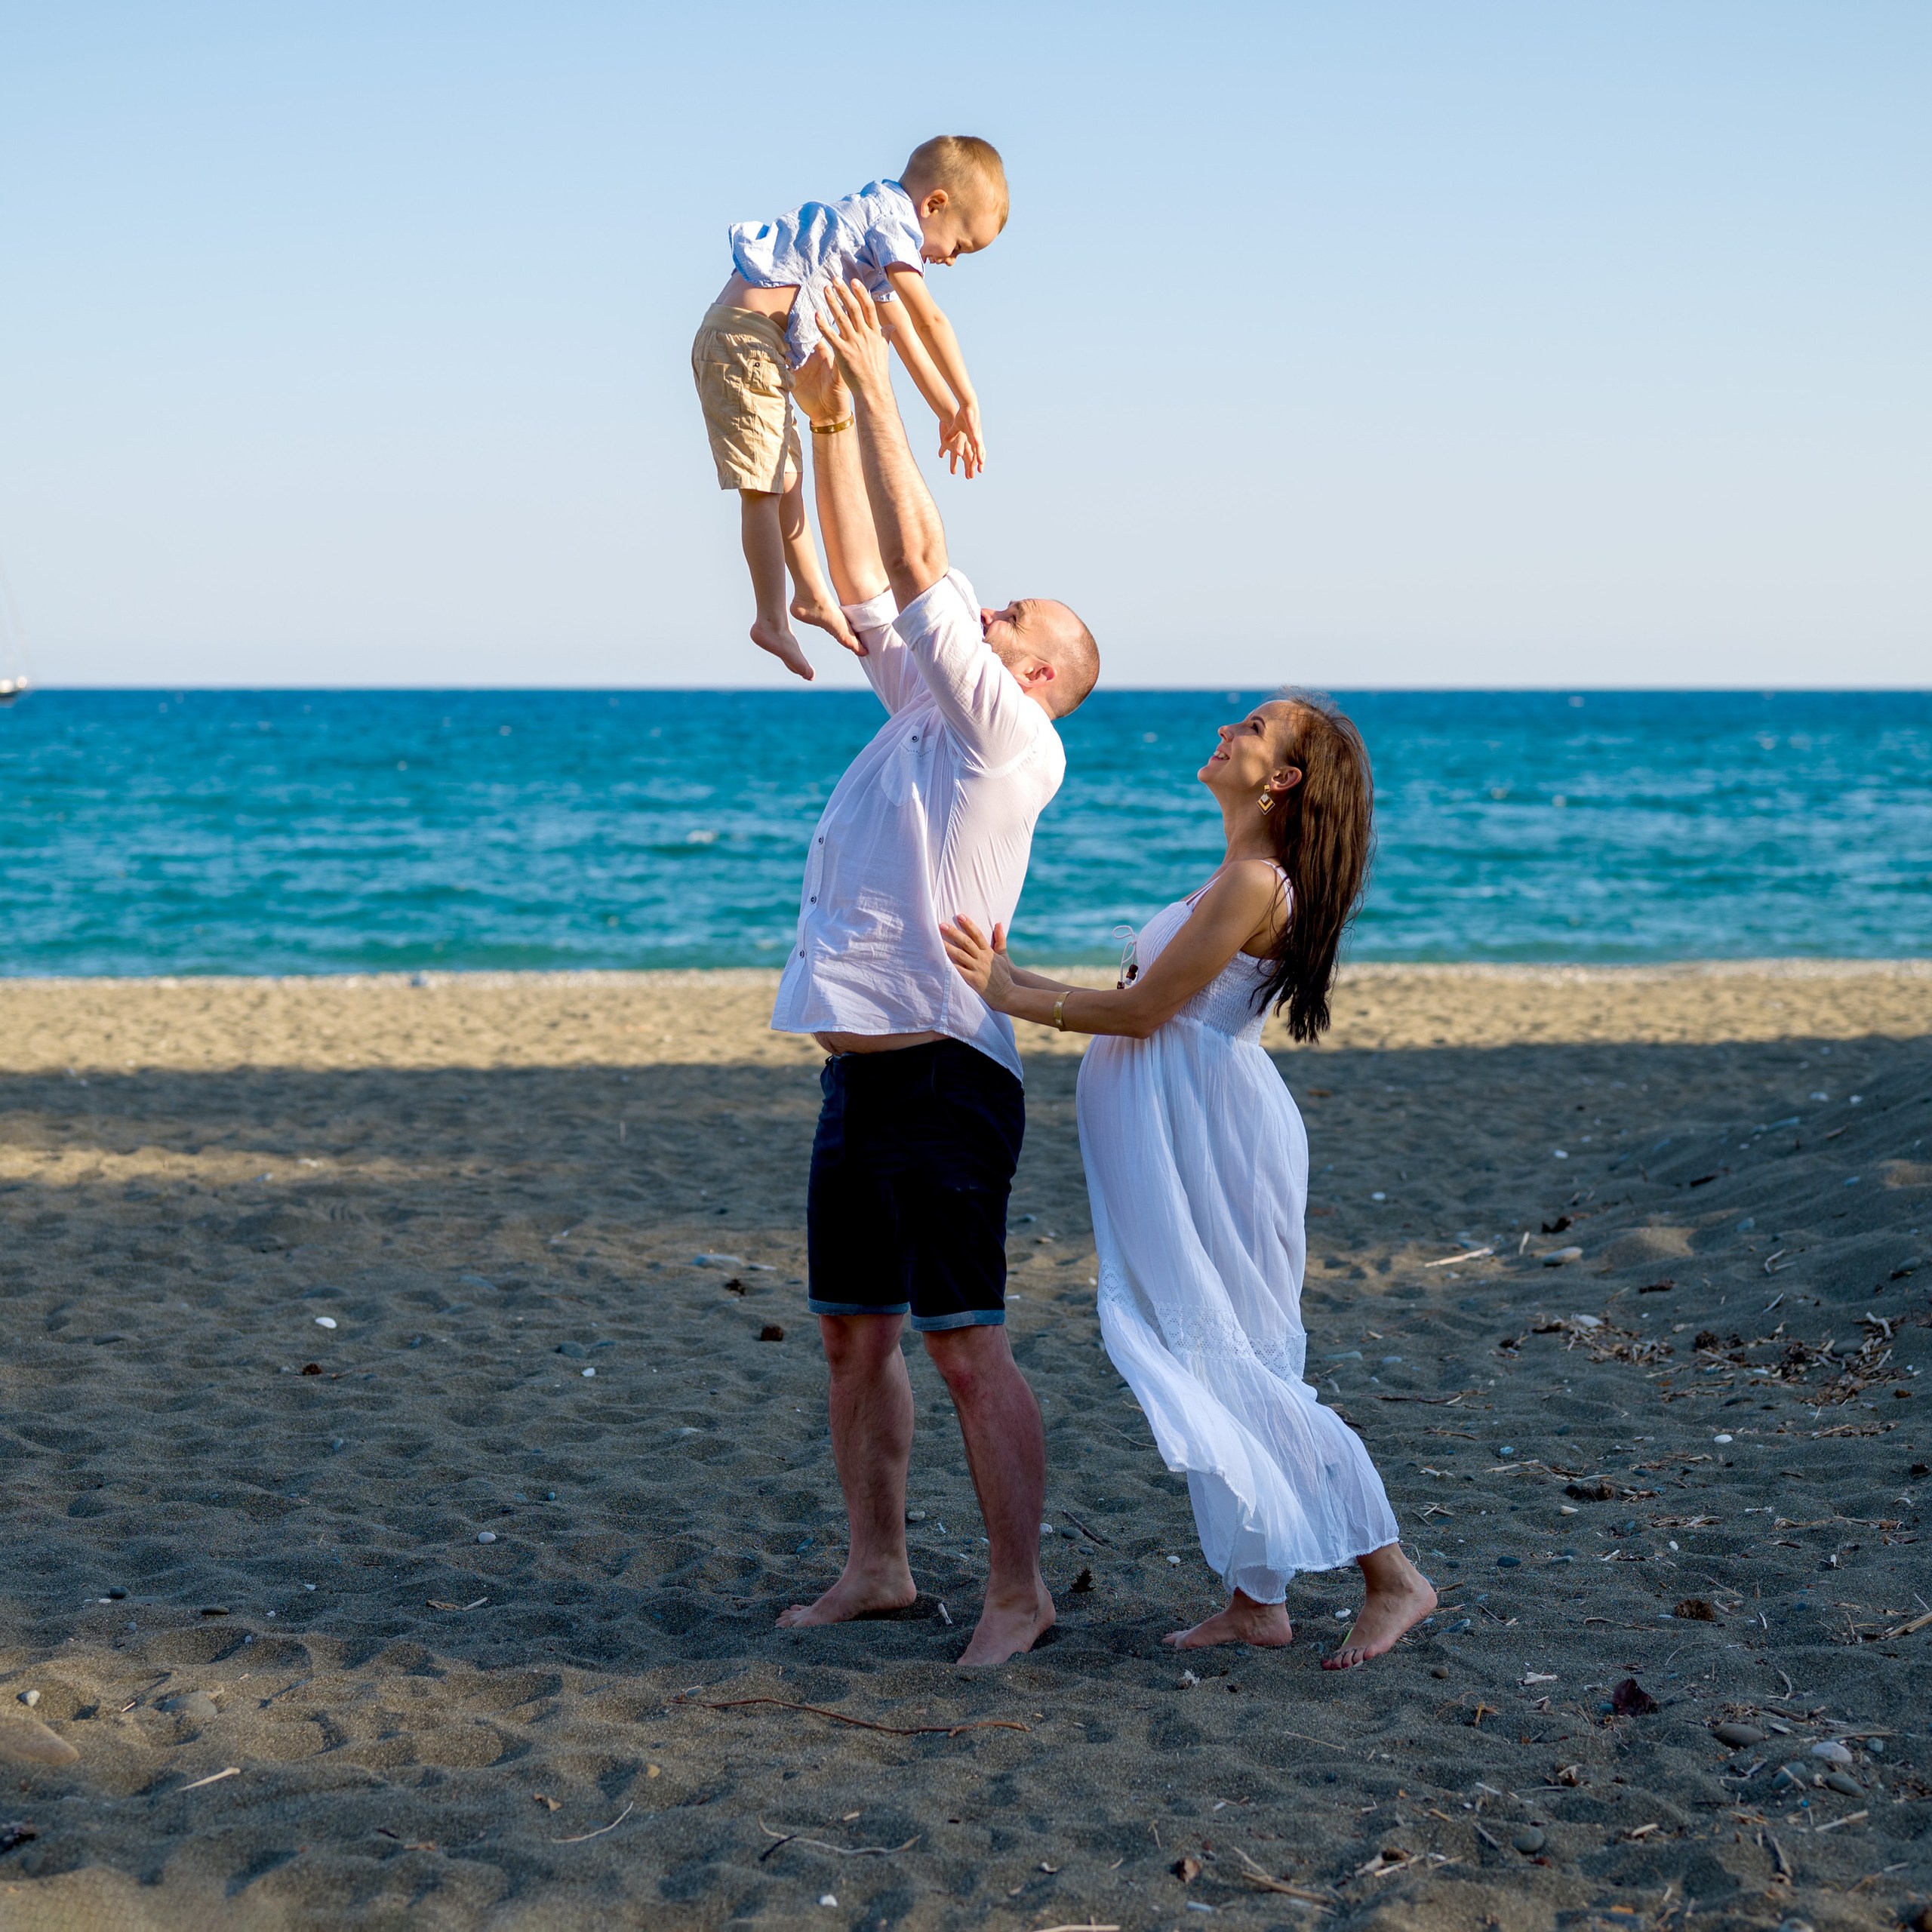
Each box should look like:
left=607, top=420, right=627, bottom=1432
left=940, top=914, right=1016, bottom=1010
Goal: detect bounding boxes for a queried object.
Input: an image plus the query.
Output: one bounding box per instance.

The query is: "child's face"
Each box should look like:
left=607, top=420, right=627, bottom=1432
left=913, top=189, right=1001, bottom=266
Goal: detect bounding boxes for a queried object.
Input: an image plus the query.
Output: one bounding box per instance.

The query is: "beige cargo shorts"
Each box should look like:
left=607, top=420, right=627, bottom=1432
left=691, top=304, right=802, bottom=494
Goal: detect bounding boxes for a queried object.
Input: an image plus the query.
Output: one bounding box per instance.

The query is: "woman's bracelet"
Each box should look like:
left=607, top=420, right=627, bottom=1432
left=1052, top=991, right=1069, bottom=1032
left=809, top=414, right=854, bottom=435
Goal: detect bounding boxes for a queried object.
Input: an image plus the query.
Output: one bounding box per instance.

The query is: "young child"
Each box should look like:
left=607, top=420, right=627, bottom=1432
left=693, top=135, right=1008, bottom=680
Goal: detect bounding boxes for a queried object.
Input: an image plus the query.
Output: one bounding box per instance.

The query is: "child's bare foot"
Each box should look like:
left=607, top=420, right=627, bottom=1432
left=750, top=617, right=814, bottom=681
left=1163, top=1589, right=1293, bottom=1650
left=791, top=594, right=863, bottom=657
left=1323, top=1557, right=1436, bottom=1670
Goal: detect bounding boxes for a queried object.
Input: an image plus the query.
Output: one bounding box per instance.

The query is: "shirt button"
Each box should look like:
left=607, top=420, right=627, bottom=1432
left=810, top=895, right=817, bottom=903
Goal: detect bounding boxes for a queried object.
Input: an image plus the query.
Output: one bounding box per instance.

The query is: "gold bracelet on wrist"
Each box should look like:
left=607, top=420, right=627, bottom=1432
left=1052, top=992, right=1069, bottom=1032
left=809, top=414, right=854, bottom=435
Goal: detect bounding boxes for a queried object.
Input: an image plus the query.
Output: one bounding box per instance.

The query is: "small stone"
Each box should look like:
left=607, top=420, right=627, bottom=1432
left=1809, top=1740, right=1854, bottom=1765
left=300, top=1363, right=322, bottom=1376
left=1543, top=1247, right=1583, bottom=1266
left=313, top=1316, right=337, bottom=1329
left=905, top=1509, right=928, bottom=1522
left=580, top=1367, right=595, bottom=1377
left=0, top=1718, right=78, bottom=1767
left=1821, top=1770, right=1861, bottom=1796
left=476, top=1531, right=497, bottom=1544
left=759, top=1324, right=785, bottom=1343
left=161, top=1690, right=218, bottom=1721
left=1512, top=1826, right=1546, bottom=1854
left=1713, top=1721, right=1767, bottom=1748
left=1497, top=1555, right=1521, bottom=1567
left=1674, top=1598, right=1718, bottom=1622
left=17, top=1691, right=38, bottom=1709
left=1430, top=1664, right=1451, bottom=1679
left=556, top=1342, right=588, bottom=1358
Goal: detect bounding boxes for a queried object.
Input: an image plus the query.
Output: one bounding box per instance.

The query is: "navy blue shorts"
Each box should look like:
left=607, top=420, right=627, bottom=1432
left=807, top=1039, right=1024, bottom=1332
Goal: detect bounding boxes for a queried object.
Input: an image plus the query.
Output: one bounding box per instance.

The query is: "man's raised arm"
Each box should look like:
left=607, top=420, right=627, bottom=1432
left=792, top=348, right=888, bottom=611
left=816, top=278, right=948, bottom=611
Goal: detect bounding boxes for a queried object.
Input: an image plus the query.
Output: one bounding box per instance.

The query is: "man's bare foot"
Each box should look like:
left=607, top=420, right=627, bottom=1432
left=776, top=1561, right=915, bottom=1629
left=955, top=1579, right=1054, bottom=1666
left=791, top=594, right=863, bottom=657
left=1323, top=1561, right=1437, bottom=1670
left=750, top=616, right=814, bottom=681
left=1164, top=1589, right=1294, bottom=1649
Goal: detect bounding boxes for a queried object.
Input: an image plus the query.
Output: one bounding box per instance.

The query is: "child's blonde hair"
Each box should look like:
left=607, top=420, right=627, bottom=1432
left=903, top=135, right=1009, bottom=232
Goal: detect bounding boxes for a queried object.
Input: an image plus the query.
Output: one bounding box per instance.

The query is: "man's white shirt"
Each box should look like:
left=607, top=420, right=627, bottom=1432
left=771, top=569, right=1065, bottom=1083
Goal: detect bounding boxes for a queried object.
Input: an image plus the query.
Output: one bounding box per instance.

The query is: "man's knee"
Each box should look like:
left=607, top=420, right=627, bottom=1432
left=921, top=1322, right=1011, bottom=1399
left=819, top=1312, right=904, bottom=1376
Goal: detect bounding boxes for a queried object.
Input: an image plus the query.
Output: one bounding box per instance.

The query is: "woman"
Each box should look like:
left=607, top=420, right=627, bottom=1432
left=941, top=693, right=1435, bottom=1663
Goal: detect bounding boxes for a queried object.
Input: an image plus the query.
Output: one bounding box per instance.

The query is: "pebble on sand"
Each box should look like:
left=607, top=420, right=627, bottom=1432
left=1542, top=1247, right=1583, bottom=1266
left=313, top=1316, right=337, bottom=1328
left=1810, top=1740, right=1854, bottom=1765
left=477, top=1531, right=497, bottom=1543
left=0, top=1717, right=79, bottom=1767
left=1512, top=1826, right=1546, bottom=1854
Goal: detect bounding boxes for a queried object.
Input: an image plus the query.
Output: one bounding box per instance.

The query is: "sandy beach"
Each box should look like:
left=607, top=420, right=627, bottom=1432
left=1, top=961, right=1927, bottom=1930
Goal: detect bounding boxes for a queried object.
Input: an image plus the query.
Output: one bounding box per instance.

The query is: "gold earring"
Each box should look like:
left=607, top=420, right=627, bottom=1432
left=1257, top=790, right=1275, bottom=815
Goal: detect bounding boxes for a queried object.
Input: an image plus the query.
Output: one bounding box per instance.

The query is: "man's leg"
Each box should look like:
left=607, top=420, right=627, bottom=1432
left=777, top=1312, right=918, bottom=1626
left=921, top=1324, right=1054, bottom=1666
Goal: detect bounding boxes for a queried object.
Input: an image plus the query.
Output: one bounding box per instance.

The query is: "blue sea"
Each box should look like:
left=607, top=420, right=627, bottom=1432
left=2, top=691, right=1927, bottom=975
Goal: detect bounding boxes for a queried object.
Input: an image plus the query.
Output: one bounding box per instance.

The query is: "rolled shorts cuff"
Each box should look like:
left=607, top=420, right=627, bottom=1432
left=909, top=1309, right=1006, bottom=1333
left=808, top=1297, right=911, bottom=1318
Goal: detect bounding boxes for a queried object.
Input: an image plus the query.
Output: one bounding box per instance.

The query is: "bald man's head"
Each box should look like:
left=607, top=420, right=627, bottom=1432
left=980, top=598, right=1100, bottom=718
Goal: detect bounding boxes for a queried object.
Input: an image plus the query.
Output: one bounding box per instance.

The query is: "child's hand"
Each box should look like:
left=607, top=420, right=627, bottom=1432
left=940, top=399, right=986, bottom=478
left=940, top=915, right=1014, bottom=1008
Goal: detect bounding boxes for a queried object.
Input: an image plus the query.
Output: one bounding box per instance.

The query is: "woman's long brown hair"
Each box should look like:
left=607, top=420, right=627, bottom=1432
left=1256, top=689, right=1374, bottom=1042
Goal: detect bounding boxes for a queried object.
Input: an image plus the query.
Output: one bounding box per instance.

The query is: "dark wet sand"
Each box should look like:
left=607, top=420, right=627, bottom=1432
left=0, top=964, right=1927, bottom=1930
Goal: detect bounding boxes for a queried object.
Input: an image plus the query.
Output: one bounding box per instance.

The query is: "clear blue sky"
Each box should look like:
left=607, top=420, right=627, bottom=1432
left=2, top=2, right=1925, bottom=689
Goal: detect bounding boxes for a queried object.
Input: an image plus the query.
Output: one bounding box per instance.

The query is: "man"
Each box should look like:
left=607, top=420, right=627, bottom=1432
left=771, top=278, right=1100, bottom=1666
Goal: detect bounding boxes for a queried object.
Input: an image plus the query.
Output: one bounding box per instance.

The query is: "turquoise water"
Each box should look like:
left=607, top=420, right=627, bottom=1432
left=2, top=690, right=1927, bottom=974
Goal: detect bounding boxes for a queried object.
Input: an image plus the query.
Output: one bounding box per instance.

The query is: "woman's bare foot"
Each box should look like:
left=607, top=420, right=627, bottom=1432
left=1323, top=1549, right=1436, bottom=1669
left=790, top=594, right=863, bottom=657
left=750, top=616, right=815, bottom=681
left=956, top=1579, right=1055, bottom=1666
left=776, top=1559, right=915, bottom=1629
left=1164, top=1588, right=1294, bottom=1650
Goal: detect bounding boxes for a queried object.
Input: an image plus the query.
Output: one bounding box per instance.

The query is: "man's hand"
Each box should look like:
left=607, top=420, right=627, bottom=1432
left=816, top=278, right=895, bottom=405
left=793, top=345, right=851, bottom=429
left=940, top=398, right=986, bottom=478
left=940, top=915, right=1015, bottom=1010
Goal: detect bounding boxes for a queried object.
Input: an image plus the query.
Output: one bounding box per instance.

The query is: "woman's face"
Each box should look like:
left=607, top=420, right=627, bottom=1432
left=1199, top=700, right=1300, bottom=804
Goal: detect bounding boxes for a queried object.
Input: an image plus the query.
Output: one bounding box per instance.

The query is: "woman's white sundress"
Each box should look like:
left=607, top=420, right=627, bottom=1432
left=1076, top=869, right=1399, bottom=1602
